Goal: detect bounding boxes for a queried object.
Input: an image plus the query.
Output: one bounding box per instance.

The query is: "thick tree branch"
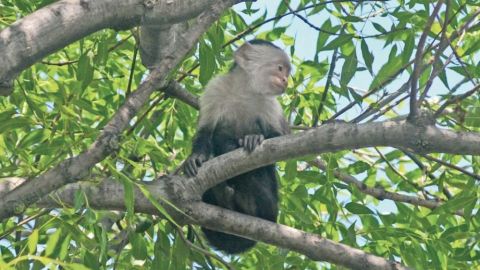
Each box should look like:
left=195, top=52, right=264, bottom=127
left=0, top=177, right=407, bottom=270
left=163, top=81, right=200, bottom=110
left=185, top=120, right=480, bottom=195
left=0, top=1, right=239, bottom=221
left=188, top=203, right=409, bottom=270
left=0, top=0, right=250, bottom=95
left=4, top=118, right=477, bottom=267
left=3, top=119, right=476, bottom=267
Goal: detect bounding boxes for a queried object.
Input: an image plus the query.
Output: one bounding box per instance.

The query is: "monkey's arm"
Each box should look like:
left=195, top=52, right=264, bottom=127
left=184, top=126, right=214, bottom=177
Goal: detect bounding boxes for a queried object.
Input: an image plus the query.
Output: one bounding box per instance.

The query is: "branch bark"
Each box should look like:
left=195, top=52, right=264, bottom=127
left=0, top=0, right=241, bottom=95
left=3, top=118, right=477, bottom=267
left=184, top=120, right=480, bottom=196
left=0, top=0, right=240, bottom=221
left=0, top=177, right=409, bottom=270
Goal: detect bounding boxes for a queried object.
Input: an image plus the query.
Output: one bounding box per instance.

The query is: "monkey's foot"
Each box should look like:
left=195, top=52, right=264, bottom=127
left=184, top=153, right=208, bottom=177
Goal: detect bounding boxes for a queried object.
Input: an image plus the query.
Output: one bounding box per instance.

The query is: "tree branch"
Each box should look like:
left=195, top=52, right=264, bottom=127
left=0, top=177, right=408, bottom=270
left=188, top=202, right=409, bottom=270
left=0, top=0, right=250, bottom=95
left=181, top=120, right=480, bottom=196
left=0, top=0, right=239, bottom=221
left=409, top=0, right=444, bottom=118
left=307, top=159, right=465, bottom=215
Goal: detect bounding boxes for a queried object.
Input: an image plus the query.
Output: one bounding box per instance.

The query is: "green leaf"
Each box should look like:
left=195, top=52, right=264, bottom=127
left=136, top=183, right=180, bottom=228
left=403, top=32, right=414, bottom=63
left=45, top=228, right=62, bottom=256
left=130, top=233, right=148, bottom=260
left=0, top=117, right=33, bottom=134
left=430, top=193, right=476, bottom=215
left=321, top=35, right=353, bottom=51
left=465, top=106, right=480, bottom=127
left=340, top=52, right=357, bottom=86
left=347, top=161, right=370, bottom=174
left=285, top=160, right=297, bottom=181
left=28, top=229, right=39, bottom=255
left=360, top=39, right=373, bottom=74
left=77, top=53, right=94, bottom=90
left=105, top=161, right=135, bottom=220
left=199, top=41, right=216, bottom=86
left=316, top=19, right=333, bottom=53
left=372, top=22, right=387, bottom=33
left=66, top=263, right=91, bottom=270
left=342, top=15, right=363, bottom=23
left=19, top=129, right=51, bottom=148
left=369, top=55, right=403, bottom=90
left=84, top=251, right=99, bottom=269
left=345, top=202, right=374, bottom=215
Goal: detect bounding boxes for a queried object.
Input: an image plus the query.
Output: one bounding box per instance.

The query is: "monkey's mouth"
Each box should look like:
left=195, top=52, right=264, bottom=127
left=271, top=77, right=288, bottom=90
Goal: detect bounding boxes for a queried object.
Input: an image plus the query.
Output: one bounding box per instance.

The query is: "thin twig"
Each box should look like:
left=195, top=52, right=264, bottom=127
left=308, top=159, right=463, bottom=216
left=418, top=0, right=451, bottom=103
left=126, top=44, right=139, bottom=97
left=0, top=209, right=52, bottom=240
left=439, top=9, right=480, bottom=88
left=434, top=84, right=480, bottom=118
left=409, top=0, right=444, bottom=118
left=41, top=34, right=134, bottom=66
left=126, top=93, right=165, bottom=135
left=283, top=0, right=338, bottom=36
left=175, top=226, right=235, bottom=270
left=314, top=47, right=339, bottom=126
left=421, top=154, right=480, bottom=181
left=402, top=151, right=452, bottom=199
left=374, top=148, right=433, bottom=200
left=367, top=94, right=409, bottom=122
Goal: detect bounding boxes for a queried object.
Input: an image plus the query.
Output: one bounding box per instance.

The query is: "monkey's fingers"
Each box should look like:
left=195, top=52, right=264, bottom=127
left=246, top=135, right=255, bottom=152
left=243, top=134, right=264, bottom=152
left=195, top=158, right=203, bottom=167
left=256, top=134, right=264, bottom=146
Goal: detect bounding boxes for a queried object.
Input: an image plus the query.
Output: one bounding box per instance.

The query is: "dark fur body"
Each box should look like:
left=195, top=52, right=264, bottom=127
left=184, top=40, right=291, bottom=253
left=192, top=116, right=289, bottom=253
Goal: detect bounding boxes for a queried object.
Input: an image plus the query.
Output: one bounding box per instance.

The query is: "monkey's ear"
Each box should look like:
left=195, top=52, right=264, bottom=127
left=234, top=42, right=254, bottom=69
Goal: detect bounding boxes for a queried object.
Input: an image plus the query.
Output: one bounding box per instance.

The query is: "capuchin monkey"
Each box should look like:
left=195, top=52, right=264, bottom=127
left=184, top=40, right=291, bottom=254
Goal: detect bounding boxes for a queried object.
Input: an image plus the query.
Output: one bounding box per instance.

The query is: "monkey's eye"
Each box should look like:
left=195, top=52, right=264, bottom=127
left=278, top=65, right=283, bottom=72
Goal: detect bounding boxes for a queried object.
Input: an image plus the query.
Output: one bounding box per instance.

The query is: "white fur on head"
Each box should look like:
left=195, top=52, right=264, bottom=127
left=198, top=41, right=290, bottom=131
left=233, top=42, right=291, bottom=96
left=198, top=74, right=284, bottom=133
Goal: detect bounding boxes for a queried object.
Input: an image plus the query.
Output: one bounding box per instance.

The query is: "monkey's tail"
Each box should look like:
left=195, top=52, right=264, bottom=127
left=201, top=167, right=279, bottom=254
left=201, top=229, right=256, bottom=254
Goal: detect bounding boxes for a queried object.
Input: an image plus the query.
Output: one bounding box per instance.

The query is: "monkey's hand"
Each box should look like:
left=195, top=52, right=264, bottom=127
left=184, top=152, right=209, bottom=177
left=239, top=134, right=264, bottom=152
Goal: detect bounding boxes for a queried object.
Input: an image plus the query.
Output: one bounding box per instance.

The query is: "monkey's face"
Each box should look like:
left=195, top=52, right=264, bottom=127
left=235, top=42, right=291, bottom=96
left=268, top=61, right=290, bottom=93
left=250, top=59, right=290, bottom=96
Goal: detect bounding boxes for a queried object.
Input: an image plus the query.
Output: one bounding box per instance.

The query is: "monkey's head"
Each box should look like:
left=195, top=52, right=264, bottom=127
left=234, top=40, right=291, bottom=96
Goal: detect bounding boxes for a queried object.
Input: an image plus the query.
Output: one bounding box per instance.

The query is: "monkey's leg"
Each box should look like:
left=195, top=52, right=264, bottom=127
left=229, top=165, right=279, bottom=222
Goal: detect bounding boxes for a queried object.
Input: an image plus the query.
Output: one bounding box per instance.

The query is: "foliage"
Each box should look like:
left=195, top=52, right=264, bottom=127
left=1, top=0, right=480, bottom=269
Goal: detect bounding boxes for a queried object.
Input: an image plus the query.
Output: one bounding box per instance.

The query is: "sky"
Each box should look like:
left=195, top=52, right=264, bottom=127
left=234, top=0, right=472, bottom=119
left=231, top=0, right=475, bottom=216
